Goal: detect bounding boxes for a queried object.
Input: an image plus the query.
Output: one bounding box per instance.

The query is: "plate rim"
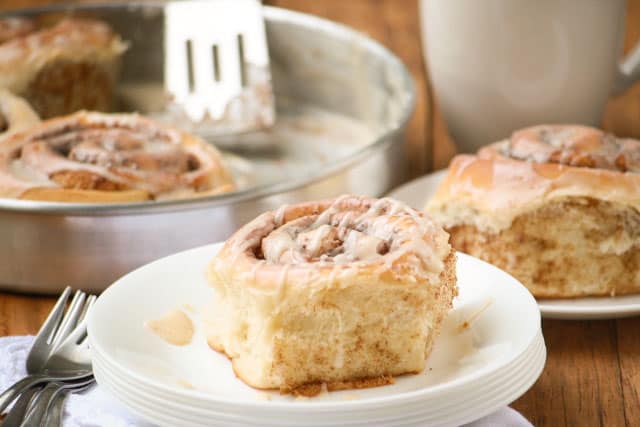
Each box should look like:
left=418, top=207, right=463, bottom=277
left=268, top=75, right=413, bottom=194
left=91, top=329, right=544, bottom=413
left=537, top=296, right=640, bottom=319
left=91, top=333, right=547, bottom=426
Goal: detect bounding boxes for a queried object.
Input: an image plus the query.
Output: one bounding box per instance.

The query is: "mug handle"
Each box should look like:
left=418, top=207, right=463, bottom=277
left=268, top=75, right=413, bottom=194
left=612, top=41, right=640, bottom=94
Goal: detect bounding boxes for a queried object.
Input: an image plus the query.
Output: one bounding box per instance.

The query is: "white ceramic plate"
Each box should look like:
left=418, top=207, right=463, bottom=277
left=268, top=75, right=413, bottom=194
left=89, top=243, right=544, bottom=426
left=386, top=169, right=449, bottom=210
left=91, top=334, right=546, bottom=427
left=387, top=171, right=640, bottom=320
left=536, top=296, right=640, bottom=320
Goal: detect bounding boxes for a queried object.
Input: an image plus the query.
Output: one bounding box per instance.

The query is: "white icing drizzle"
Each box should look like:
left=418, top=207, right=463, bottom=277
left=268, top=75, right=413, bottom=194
left=306, top=224, right=334, bottom=257
left=0, top=111, right=233, bottom=199
left=221, top=195, right=451, bottom=292
left=9, top=159, right=51, bottom=185
left=337, top=211, right=354, bottom=229
left=500, top=124, right=640, bottom=173
left=274, top=205, right=287, bottom=227
left=311, top=194, right=351, bottom=228
left=261, top=230, right=292, bottom=263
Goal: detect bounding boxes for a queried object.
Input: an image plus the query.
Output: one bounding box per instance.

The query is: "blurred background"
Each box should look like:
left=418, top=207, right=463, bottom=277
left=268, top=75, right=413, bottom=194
left=4, top=0, right=639, bottom=179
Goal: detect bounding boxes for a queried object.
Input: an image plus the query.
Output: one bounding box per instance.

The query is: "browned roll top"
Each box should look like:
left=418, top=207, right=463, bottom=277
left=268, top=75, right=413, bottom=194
left=482, top=125, right=640, bottom=173
left=428, top=125, right=640, bottom=234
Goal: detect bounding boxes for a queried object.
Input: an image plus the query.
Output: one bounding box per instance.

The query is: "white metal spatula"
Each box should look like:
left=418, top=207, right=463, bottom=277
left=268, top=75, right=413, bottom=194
left=164, top=0, right=275, bottom=135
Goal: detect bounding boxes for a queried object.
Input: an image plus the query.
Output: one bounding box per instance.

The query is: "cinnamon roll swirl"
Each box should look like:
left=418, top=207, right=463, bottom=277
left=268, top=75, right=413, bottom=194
left=427, top=125, right=640, bottom=298
left=0, top=18, right=127, bottom=119
left=0, top=110, right=234, bottom=202
left=208, top=195, right=457, bottom=394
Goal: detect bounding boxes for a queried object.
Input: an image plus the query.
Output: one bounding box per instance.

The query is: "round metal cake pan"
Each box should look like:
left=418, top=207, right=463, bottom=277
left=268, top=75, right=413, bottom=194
left=0, top=2, right=415, bottom=294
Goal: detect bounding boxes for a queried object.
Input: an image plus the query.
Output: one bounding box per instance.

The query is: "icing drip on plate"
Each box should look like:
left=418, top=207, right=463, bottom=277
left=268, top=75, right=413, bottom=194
left=145, top=309, right=194, bottom=346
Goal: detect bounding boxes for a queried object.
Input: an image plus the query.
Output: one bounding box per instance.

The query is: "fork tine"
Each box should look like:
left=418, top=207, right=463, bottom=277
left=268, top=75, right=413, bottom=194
left=26, top=287, right=71, bottom=370
left=77, top=295, right=96, bottom=325
left=36, top=287, right=71, bottom=343
left=56, top=296, right=95, bottom=353
left=77, top=295, right=97, bottom=347
left=50, top=290, right=86, bottom=349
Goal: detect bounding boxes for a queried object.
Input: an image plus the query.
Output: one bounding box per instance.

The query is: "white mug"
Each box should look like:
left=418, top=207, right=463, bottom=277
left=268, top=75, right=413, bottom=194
left=420, top=0, right=640, bottom=152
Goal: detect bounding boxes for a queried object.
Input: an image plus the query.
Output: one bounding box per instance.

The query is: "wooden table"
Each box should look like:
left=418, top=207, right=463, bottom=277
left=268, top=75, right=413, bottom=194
left=2, top=1, right=640, bottom=426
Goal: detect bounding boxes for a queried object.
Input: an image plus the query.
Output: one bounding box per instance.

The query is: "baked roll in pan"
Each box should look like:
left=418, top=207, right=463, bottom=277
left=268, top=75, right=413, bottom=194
left=0, top=18, right=127, bottom=119
left=0, top=92, right=234, bottom=203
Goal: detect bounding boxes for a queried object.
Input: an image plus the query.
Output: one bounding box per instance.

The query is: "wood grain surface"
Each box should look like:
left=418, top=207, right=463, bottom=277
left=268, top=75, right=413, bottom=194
left=1, top=1, right=640, bottom=426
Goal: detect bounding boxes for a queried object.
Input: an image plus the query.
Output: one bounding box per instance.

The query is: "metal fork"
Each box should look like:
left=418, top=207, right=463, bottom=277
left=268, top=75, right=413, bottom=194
left=19, top=377, right=95, bottom=427
left=164, top=0, right=275, bottom=134
left=0, top=387, right=40, bottom=426
left=41, top=379, right=95, bottom=427
left=0, top=289, right=94, bottom=413
left=17, top=296, right=96, bottom=427
left=0, top=379, right=93, bottom=427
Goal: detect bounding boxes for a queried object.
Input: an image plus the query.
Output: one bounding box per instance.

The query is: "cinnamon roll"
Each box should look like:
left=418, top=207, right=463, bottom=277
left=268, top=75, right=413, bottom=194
left=0, top=110, right=234, bottom=202
left=208, top=195, right=457, bottom=395
left=0, top=18, right=127, bottom=119
left=427, top=125, right=640, bottom=298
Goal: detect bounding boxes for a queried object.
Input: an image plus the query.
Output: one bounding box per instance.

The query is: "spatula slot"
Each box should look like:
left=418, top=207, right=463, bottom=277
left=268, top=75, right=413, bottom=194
left=237, top=33, right=247, bottom=87
left=185, top=39, right=195, bottom=92
left=212, top=44, right=221, bottom=82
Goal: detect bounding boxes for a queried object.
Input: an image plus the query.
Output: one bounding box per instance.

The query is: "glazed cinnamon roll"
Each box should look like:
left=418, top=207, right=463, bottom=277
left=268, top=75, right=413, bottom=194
left=427, top=125, right=640, bottom=298
left=0, top=18, right=127, bottom=119
left=208, top=195, right=457, bottom=395
left=0, top=110, right=234, bottom=202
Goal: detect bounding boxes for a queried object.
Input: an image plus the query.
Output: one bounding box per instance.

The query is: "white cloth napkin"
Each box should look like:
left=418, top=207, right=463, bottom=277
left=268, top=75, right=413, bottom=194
left=0, top=336, right=532, bottom=427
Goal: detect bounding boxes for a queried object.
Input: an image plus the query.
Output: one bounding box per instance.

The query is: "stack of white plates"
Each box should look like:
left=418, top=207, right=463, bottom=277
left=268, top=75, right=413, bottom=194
left=89, top=244, right=546, bottom=427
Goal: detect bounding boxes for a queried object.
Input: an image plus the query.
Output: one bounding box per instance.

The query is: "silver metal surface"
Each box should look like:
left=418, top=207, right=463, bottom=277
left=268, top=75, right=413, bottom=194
left=164, top=0, right=275, bottom=132
left=0, top=385, right=40, bottom=427
left=0, top=288, right=94, bottom=413
left=0, top=2, right=415, bottom=294
left=20, top=377, right=95, bottom=427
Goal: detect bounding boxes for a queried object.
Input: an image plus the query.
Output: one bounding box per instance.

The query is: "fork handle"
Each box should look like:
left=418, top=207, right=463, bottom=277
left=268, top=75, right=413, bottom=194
left=0, top=385, right=41, bottom=427
left=0, top=374, right=47, bottom=414
left=43, top=389, right=66, bottom=427
left=18, top=383, right=61, bottom=427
